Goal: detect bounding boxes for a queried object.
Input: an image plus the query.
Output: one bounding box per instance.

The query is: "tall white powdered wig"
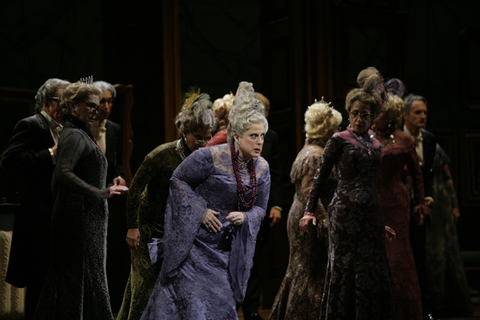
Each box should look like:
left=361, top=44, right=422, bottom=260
left=227, top=81, right=268, bottom=144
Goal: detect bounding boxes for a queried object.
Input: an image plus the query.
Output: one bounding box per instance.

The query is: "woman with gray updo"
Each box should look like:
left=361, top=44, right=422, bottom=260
left=117, top=89, right=217, bottom=320
left=269, top=98, right=342, bottom=320
left=140, top=81, right=271, bottom=320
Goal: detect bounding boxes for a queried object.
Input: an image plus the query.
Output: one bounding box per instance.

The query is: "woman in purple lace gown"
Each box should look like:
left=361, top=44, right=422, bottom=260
left=269, top=99, right=342, bottom=320
left=300, top=87, right=398, bottom=320
left=140, top=81, right=271, bottom=320
left=33, top=81, right=128, bottom=320
left=373, top=94, right=428, bottom=320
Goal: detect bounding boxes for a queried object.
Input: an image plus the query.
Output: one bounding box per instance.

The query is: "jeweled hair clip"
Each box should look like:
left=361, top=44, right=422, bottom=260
left=252, top=99, right=262, bottom=111
left=310, top=97, right=334, bottom=117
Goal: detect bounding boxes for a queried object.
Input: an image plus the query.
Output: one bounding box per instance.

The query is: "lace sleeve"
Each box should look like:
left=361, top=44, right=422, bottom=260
left=305, top=136, right=342, bottom=214
left=126, top=152, right=161, bottom=229
left=159, top=148, right=215, bottom=279
left=53, top=129, right=110, bottom=198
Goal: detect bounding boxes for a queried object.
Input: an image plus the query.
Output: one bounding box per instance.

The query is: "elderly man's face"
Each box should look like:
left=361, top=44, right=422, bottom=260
left=96, top=89, right=114, bottom=123
left=44, top=88, right=64, bottom=123
left=404, top=100, right=428, bottom=130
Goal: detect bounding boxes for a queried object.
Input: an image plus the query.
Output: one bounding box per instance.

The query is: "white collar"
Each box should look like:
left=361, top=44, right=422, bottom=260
left=403, top=125, right=422, bottom=139
left=40, top=110, right=62, bottom=130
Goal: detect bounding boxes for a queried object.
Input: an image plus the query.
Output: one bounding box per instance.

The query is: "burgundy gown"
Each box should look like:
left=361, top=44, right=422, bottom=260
left=376, top=128, right=427, bottom=320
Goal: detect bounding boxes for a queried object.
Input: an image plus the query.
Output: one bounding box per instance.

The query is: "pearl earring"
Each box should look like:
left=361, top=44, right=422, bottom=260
left=236, top=140, right=241, bottom=146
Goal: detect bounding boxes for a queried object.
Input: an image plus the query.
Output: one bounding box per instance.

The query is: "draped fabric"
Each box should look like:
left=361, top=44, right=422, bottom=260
left=140, top=143, right=270, bottom=320
left=305, top=133, right=398, bottom=320
left=426, top=145, right=472, bottom=315
left=269, top=143, right=336, bottom=320
left=376, top=129, right=426, bottom=320
left=33, top=123, right=112, bottom=320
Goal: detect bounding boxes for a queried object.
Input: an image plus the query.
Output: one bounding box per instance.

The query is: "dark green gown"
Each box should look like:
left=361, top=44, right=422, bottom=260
left=116, top=138, right=191, bottom=320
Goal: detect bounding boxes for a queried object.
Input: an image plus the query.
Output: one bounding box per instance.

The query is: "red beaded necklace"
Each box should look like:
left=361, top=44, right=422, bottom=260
left=230, top=143, right=258, bottom=211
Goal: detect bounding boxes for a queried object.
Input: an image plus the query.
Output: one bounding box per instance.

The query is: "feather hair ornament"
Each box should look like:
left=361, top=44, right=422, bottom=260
left=181, top=87, right=208, bottom=112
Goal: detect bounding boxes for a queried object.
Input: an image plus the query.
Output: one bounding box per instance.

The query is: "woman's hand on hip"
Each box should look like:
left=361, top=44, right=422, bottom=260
left=203, top=209, right=222, bottom=233
left=126, top=228, right=140, bottom=251
left=227, top=211, right=245, bottom=226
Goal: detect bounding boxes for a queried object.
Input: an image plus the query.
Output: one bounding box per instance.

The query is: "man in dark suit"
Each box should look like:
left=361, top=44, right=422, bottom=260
left=92, top=81, right=126, bottom=187
left=240, top=93, right=283, bottom=320
left=2, top=78, right=70, bottom=320
left=402, top=94, right=437, bottom=320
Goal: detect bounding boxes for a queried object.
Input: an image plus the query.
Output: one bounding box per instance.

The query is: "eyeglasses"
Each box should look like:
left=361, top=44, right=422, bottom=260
left=349, top=111, right=371, bottom=120
left=191, top=132, right=212, bottom=146
left=100, top=98, right=114, bottom=105
left=77, top=100, right=104, bottom=115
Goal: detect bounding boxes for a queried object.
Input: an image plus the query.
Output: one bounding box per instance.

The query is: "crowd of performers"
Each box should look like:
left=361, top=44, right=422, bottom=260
left=2, top=67, right=473, bottom=320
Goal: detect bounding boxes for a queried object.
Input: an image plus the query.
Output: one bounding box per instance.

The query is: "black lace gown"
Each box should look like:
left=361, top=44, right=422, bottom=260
left=33, top=122, right=113, bottom=320
left=305, top=133, right=398, bottom=320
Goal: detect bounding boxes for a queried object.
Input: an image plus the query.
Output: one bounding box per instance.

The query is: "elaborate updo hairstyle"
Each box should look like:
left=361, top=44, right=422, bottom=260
left=60, top=82, right=103, bottom=122
left=305, top=98, right=342, bottom=143
left=212, top=93, right=234, bottom=129
left=92, top=80, right=117, bottom=99
left=35, top=78, right=71, bottom=113
left=357, top=66, right=388, bottom=103
left=227, top=81, right=269, bottom=144
left=345, top=88, right=383, bottom=119
left=175, top=89, right=217, bottom=135
left=383, top=94, right=404, bottom=128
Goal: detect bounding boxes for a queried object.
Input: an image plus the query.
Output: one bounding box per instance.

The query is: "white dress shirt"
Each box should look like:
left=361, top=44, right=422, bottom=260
left=41, top=110, right=62, bottom=164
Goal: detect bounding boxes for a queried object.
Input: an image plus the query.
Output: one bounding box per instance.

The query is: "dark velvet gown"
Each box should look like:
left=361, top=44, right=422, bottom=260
left=140, top=143, right=270, bottom=320
left=33, top=121, right=113, bottom=320
left=269, top=142, right=336, bottom=320
left=117, top=138, right=192, bottom=320
left=305, top=132, right=398, bottom=320
left=376, top=129, right=426, bottom=320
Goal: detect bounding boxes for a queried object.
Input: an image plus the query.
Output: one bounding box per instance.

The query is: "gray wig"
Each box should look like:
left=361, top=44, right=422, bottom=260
left=34, top=78, right=71, bottom=113
left=175, top=92, right=217, bottom=135
left=93, top=80, right=117, bottom=99
left=227, top=81, right=268, bottom=144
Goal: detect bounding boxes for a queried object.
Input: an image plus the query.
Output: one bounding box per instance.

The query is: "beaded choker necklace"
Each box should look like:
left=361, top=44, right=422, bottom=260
left=347, top=125, right=373, bottom=155
left=230, top=143, right=258, bottom=211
